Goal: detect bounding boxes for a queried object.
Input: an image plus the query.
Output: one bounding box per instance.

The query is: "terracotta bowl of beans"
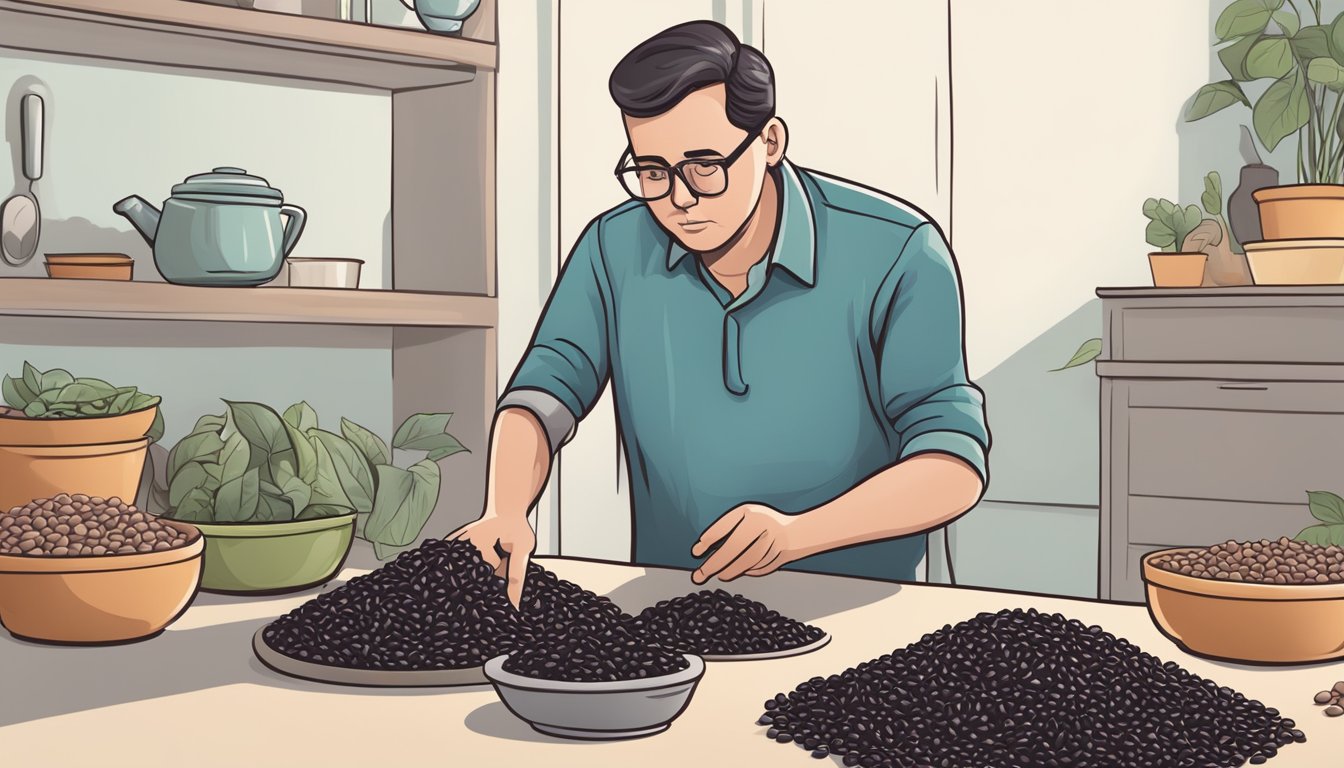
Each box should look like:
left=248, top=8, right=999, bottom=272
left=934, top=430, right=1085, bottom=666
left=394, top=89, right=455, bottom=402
left=0, top=494, right=204, bottom=645
left=1143, top=538, right=1344, bottom=664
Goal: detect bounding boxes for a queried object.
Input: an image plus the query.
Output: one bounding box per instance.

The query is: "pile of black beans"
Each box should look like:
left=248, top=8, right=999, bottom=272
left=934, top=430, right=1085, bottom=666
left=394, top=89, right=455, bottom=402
left=502, top=622, right=690, bottom=683
left=626, top=588, right=824, bottom=655
left=760, top=608, right=1304, bottom=767
left=262, top=539, right=630, bottom=670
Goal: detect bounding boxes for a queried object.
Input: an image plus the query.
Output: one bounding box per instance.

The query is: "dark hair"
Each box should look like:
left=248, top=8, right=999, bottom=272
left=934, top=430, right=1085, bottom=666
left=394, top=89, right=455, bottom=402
left=608, top=20, right=774, bottom=131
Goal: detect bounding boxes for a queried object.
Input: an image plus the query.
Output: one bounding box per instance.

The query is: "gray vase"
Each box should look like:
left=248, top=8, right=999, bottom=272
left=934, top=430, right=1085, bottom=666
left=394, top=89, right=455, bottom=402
left=1229, top=164, right=1279, bottom=246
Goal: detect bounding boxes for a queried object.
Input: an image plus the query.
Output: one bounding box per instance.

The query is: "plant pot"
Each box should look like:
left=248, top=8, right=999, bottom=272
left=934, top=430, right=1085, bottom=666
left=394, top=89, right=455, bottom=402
left=1243, top=239, right=1344, bottom=284
left=0, top=520, right=203, bottom=644
left=0, top=405, right=156, bottom=447
left=0, top=438, right=148, bottom=513
left=1148, top=252, right=1207, bottom=287
left=1253, top=184, right=1344, bottom=240
left=190, top=513, right=356, bottom=594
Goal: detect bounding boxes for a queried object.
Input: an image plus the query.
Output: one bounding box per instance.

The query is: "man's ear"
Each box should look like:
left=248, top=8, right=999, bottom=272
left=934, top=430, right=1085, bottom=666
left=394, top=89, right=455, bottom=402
left=762, top=117, right=789, bottom=167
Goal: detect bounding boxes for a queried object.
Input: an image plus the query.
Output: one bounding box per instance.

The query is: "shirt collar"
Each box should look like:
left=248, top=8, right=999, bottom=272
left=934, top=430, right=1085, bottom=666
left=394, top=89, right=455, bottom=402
left=665, top=159, right=817, bottom=287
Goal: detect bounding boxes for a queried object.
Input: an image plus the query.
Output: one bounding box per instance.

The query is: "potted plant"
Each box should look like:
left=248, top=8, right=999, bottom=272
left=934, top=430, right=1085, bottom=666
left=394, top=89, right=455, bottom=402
left=150, top=400, right=468, bottom=594
left=1187, top=1, right=1344, bottom=245
left=1144, top=197, right=1208, bottom=287
left=0, top=361, right=163, bottom=511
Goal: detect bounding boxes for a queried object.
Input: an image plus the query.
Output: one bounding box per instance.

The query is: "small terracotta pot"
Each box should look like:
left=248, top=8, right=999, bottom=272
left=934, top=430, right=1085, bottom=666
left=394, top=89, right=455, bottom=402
left=1148, top=252, right=1207, bottom=287
left=0, top=520, right=203, bottom=644
left=0, top=405, right=156, bottom=447
left=0, top=438, right=148, bottom=513
left=1253, top=184, right=1344, bottom=239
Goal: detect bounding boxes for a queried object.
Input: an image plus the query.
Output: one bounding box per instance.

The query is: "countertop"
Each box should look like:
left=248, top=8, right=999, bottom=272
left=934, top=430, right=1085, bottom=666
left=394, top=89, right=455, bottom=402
left=2, top=557, right=1342, bottom=767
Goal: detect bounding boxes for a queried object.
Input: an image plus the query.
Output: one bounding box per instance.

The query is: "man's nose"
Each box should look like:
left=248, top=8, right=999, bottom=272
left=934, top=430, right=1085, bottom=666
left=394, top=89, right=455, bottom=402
left=670, top=173, right=698, bottom=211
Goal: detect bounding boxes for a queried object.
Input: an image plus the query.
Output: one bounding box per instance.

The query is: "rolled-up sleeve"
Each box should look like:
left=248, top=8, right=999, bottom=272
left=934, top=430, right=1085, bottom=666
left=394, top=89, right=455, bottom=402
left=499, top=220, right=613, bottom=454
left=874, top=222, right=990, bottom=484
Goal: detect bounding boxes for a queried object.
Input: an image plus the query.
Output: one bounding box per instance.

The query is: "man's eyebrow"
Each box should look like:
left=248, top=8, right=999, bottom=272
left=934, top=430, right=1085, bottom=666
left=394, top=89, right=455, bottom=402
left=632, top=154, right=670, bottom=165
left=683, top=149, right=722, bottom=159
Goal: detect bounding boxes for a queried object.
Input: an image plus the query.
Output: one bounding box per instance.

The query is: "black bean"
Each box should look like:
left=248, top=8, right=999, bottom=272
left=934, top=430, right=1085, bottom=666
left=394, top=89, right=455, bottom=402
left=756, top=608, right=1302, bottom=766
left=623, top=588, right=824, bottom=655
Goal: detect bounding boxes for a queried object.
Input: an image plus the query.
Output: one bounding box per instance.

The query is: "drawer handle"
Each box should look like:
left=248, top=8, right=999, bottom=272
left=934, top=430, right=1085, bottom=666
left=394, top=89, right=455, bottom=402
left=1218, top=384, right=1268, bottom=391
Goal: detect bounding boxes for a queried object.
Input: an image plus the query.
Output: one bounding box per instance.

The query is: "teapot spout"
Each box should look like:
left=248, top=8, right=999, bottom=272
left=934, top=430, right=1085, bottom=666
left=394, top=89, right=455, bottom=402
left=113, top=195, right=161, bottom=246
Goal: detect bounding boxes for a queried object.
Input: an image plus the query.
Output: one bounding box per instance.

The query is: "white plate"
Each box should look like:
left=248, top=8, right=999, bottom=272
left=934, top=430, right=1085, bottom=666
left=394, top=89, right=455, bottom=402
left=699, top=632, right=831, bottom=662
left=252, top=626, right=488, bottom=687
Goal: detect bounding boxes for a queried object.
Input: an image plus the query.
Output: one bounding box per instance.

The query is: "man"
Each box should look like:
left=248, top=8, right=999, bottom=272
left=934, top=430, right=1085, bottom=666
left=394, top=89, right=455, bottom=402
left=452, top=20, right=989, bottom=607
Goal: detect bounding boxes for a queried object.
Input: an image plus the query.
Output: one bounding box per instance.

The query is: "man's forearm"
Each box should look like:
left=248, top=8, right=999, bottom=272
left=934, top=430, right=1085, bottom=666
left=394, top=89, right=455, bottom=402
left=483, top=407, right=553, bottom=521
left=789, top=452, right=983, bottom=560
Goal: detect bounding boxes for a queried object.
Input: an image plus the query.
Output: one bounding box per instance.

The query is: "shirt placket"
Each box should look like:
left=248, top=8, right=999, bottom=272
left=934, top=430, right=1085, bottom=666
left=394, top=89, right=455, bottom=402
left=698, top=257, right=772, bottom=397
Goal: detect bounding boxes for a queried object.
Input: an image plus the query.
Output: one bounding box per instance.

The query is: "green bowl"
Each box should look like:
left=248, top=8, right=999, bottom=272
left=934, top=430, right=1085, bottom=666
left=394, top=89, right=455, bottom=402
left=194, top=514, right=356, bottom=595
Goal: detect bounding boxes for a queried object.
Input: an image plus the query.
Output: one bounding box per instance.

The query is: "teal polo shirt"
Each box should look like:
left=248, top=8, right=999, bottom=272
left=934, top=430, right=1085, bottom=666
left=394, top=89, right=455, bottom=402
left=500, top=160, right=989, bottom=582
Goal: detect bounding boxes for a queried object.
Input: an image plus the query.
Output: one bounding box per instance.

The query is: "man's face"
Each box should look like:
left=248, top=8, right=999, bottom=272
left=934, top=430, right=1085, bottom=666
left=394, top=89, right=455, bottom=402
left=622, top=84, right=772, bottom=253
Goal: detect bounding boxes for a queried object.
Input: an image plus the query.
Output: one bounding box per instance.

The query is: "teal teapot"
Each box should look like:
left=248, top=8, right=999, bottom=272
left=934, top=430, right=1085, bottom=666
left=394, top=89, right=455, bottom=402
left=114, top=167, right=306, bottom=286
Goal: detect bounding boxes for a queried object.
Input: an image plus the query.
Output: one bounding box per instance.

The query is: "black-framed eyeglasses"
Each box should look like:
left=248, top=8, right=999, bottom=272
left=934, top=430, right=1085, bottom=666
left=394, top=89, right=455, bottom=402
left=613, top=125, right=764, bottom=202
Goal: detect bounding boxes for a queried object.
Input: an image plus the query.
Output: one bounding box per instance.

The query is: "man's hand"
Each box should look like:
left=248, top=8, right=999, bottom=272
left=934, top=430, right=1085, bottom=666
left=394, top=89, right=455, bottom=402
left=690, top=503, right=803, bottom=584
left=448, top=513, right=536, bottom=608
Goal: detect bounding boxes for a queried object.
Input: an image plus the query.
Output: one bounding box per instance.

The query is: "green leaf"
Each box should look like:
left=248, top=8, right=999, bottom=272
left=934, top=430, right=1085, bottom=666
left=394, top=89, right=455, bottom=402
left=2, top=374, right=35, bottom=408
left=1296, top=523, right=1344, bottom=547
left=427, top=444, right=469, bottom=462
left=307, top=434, right=353, bottom=509
left=364, top=461, right=440, bottom=548
left=1307, top=56, right=1344, bottom=89
left=1052, top=339, right=1103, bottom=372
left=255, top=491, right=293, bottom=523
left=23, top=400, right=46, bottom=418
left=283, top=401, right=319, bottom=434
left=1246, top=36, right=1294, bottom=78
left=312, top=429, right=376, bottom=514
left=21, top=362, right=41, bottom=395
left=169, top=461, right=211, bottom=508
left=1330, top=13, right=1344, bottom=64
left=131, top=393, right=160, bottom=411
left=392, top=413, right=457, bottom=451
left=296, top=504, right=351, bottom=521
left=215, top=467, right=261, bottom=522
left=168, top=430, right=225, bottom=481
left=55, top=382, right=113, bottom=404
left=1202, top=172, right=1224, bottom=216
left=279, top=476, right=312, bottom=518
left=284, top=421, right=318, bottom=485
left=223, top=400, right=289, bottom=469
left=40, top=368, right=74, bottom=394
left=340, top=417, right=390, bottom=467
left=171, top=488, right=215, bottom=522
left=373, top=540, right=402, bottom=561
left=1215, top=0, right=1282, bottom=42
left=147, top=409, right=165, bottom=445
left=193, top=413, right=227, bottom=436
left=1272, top=9, right=1299, bottom=37
left=1307, top=490, right=1344, bottom=524
left=110, top=389, right=137, bottom=413
left=1177, top=204, right=1203, bottom=249
left=1293, top=25, right=1331, bottom=60
left=1219, top=33, right=1262, bottom=81
left=1253, top=69, right=1311, bottom=151
left=1142, top=197, right=1161, bottom=218
left=218, top=432, right=251, bottom=485
left=1145, top=218, right=1177, bottom=250
left=1186, top=81, right=1251, bottom=121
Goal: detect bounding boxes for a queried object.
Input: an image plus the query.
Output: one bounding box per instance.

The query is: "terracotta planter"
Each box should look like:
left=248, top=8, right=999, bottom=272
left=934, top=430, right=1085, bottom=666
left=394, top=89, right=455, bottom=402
left=1253, top=184, right=1344, bottom=240
left=0, top=438, right=148, bottom=512
left=1148, top=252, right=1207, bottom=287
left=1243, top=239, right=1344, bottom=284
left=0, top=405, right=156, bottom=447
left=0, top=520, right=203, bottom=644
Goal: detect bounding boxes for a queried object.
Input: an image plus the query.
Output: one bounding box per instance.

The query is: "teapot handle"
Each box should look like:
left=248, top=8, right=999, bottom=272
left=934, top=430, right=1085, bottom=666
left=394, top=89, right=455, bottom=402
left=279, top=204, right=307, bottom=258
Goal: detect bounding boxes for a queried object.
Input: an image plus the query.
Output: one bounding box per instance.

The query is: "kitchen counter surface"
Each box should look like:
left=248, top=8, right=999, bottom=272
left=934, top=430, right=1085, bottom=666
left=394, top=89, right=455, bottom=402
left=2, top=556, right=1341, bottom=767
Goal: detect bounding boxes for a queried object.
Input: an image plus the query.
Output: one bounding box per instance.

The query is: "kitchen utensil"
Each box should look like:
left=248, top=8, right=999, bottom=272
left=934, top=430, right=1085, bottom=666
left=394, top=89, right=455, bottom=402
left=483, top=653, right=705, bottom=740
left=0, top=521, right=203, bottom=645
left=0, top=94, right=44, bottom=267
left=403, top=0, right=480, bottom=34
left=114, top=167, right=306, bottom=287
left=1243, top=238, right=1344, bottom=284
left=253, top=626, right=489, bottom=686
left=286, top=257, right=362, bottom=289
left=44, top=253, right=134, bottom=281
left=1143, top=547, right=1344, bottom=663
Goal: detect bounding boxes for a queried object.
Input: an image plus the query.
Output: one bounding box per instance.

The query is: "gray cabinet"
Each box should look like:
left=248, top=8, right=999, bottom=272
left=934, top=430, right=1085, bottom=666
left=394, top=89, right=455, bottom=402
left=1098, top=287, right=1344, bottom=602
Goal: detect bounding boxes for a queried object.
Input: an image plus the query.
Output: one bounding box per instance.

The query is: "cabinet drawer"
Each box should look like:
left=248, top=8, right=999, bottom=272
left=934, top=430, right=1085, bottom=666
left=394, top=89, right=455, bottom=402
left=1125, top=386, right=1344, bottom=504
left=1113, top=305, right=1344, bottom=363
left=1126, top=379, right=1344, bottom=412
left=1127, top=496, right=1315, bottom=546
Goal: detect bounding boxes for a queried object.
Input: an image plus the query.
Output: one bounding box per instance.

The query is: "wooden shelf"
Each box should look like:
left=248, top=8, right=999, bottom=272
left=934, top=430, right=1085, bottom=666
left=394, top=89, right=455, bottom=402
left=0, top=0, right=496, bottom=91
left=0, top=279, right=497, bottom=327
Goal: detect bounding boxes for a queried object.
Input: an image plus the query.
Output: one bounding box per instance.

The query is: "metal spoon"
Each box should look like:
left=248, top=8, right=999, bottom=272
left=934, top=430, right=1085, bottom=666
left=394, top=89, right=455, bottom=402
left=1, top=94, right=43, bottom=267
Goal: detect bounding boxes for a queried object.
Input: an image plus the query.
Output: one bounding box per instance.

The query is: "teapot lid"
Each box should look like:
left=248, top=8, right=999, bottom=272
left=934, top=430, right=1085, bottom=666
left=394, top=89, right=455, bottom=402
left=171, top=167, right=284, bottom=201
